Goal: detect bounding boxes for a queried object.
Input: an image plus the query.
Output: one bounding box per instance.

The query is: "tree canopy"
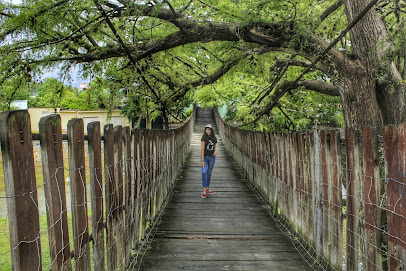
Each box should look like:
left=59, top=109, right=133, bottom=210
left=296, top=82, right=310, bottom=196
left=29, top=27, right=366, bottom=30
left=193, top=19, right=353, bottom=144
left=0, top=0, right=405, bottom=130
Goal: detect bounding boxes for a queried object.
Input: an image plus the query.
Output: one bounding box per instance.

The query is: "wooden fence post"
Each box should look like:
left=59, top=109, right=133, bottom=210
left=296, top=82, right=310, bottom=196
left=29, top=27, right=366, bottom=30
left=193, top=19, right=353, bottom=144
left=384, top=123, right=406, bottom=271
left=320, top=130, right=331, bottom=262
left=297, top=133, right=305, bottom=237
left=362, top=127, right=382, bottom=271
left=156, top=131, right=163, bottom=212
left=140, top=130, right=148, bottom=239
left=87, top=121, right=105, bottom=271
left=270, top=133, right=279, bottom=216
left=39, top=114, right=71, bottom=271
left=281, top=133, right=287, bottom=218
left=132, top=129, right=141, bottom=246
left=313, top=130, right=323, bottom=257
left=329, top=130, right=343, bottom=270
left=345, top=128, right=363, bottom=270
left=122, top=126, right=132, bottom=266
left=150, top=131, right=157, bottom=222
left=305, top=132, right=315, bottom=248
left=104, top=124, right=117, bottom=270
left=276, top=133, right=283, bottom=216
left=291, top=133, right=299, bottom=231
left=114, top=125, right=125, bottom=270
left=67, top=118, right=90, bottom=270
left=0, top=110, right=42, bottom=270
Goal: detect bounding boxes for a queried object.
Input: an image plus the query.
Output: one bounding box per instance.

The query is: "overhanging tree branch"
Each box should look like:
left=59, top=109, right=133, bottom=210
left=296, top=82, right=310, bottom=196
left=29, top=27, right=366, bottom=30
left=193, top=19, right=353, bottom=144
left=169, top=53, right=247, bottom=102
left=239, top=0, right=379, bottom=127
left=281, top=79, right=340, bottom=96
left=0, top=0, right=70, bottom=41
left=277, top=105, right=295, bottom=129
left=93, top=0, right=160, bottom=101
left=319, top=0, right=344, bottom=23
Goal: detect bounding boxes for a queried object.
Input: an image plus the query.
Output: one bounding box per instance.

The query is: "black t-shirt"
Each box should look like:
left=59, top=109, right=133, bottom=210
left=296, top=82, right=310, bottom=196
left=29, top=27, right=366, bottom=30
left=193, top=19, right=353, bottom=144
left=201, top=133, right=217, bottom=156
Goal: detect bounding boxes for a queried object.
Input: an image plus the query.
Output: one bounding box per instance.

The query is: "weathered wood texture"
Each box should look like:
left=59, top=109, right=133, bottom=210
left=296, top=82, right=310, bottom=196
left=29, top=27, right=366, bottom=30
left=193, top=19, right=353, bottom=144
left=39, top=115, right=71, bottom=271
left=215, top=108, right=406, bottom=271
left=0, top=109, right=194, bottom=270
left=384, top=123, right=406, bottom=271
left=67, top=118, right=91, bottom=270
left=104, top=123, right=117, bottom=271
left=0, top=111, right=42, bottom=271
left=139, top=107, right=314, bottom=271
left=2, top=107, right=406, bottom=271
left=122, top=126, right=132, bottom=267
left=88, top=121, right=105, bottom=271
left=362, top=127, right=382, bottom=271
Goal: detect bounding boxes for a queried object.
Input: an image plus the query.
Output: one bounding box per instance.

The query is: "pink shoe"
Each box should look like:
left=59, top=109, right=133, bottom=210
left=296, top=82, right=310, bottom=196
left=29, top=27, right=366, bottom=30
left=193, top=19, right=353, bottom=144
left=201, top=191, right=207, bottom=198
left=207, top=190, right=215, bottom=195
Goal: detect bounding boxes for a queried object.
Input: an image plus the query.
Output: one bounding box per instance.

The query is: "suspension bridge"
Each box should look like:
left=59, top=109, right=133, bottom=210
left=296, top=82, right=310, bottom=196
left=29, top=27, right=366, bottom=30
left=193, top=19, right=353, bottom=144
left=137, top=107, right=312, bottom=270
left=0, top=106, right=405, bottom=270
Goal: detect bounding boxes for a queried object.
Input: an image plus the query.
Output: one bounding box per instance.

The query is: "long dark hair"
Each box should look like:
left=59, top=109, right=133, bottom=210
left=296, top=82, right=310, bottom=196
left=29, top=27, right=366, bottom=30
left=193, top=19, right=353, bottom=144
left=203, top=127, right=216, bottom=138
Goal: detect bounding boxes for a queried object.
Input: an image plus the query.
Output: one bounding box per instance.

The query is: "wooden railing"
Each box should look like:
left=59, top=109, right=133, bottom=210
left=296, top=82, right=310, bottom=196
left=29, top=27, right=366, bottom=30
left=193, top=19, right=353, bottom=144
left=0, top=109, right=194, bottom=270
left=215, top=109, right=406, bottom=271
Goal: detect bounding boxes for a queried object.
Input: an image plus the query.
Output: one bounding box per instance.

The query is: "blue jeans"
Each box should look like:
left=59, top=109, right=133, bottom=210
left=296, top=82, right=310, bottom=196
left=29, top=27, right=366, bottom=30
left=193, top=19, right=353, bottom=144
left=202, top=156, right=216, bottom=188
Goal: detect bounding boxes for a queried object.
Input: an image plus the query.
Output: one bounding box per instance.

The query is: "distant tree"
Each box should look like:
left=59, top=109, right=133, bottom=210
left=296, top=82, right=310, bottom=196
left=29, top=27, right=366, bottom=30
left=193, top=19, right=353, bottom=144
left=0, top=82, right=31, bottom=111
left=28, top=77, right=115, bottom=110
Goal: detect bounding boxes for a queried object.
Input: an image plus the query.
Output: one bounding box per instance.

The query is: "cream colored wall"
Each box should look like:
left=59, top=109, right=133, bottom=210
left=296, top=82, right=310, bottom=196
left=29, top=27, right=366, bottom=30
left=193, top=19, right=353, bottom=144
left=28, top=108, right=131, bottom=133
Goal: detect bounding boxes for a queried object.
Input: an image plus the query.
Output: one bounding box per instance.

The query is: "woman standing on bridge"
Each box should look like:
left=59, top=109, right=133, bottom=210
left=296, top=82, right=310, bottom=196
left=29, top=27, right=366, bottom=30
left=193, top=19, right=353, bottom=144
left=201, top=124, right=217, bottom=198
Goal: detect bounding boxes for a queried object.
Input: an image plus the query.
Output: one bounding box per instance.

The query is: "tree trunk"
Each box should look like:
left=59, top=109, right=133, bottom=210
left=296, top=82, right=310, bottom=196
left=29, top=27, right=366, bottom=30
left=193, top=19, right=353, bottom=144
left=340, top=66, right=383, bottom=130
left=162, top=110, right=169, bottom=130
left=342, top=0, right=405, bottom=130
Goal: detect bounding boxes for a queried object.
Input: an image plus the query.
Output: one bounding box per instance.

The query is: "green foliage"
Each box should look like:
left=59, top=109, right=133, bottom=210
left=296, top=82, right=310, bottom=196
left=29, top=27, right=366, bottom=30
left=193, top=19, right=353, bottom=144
left=0, top=82, right=31, bottom=111
left=1, top=0, right=399, bottom=130
left=24, top=77, right=123, bottom=111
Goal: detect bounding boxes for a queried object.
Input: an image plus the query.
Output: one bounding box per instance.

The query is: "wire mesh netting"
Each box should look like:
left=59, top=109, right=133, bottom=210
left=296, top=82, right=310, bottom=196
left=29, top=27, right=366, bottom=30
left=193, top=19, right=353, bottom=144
left=215, top=109, right=406, bottom=271
left=0, top=110, right=194, bottom=270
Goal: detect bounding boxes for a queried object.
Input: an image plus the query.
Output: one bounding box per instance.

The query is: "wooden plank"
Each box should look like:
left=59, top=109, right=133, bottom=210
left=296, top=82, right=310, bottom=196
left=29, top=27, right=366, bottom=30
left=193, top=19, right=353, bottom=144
left=305, top=132, right=315, bottom=247
left=139, top=108, right=314, bottom=271
left=281, top=133, right=288, bottom=218
left=287, top=133, right=294, bottom=225
left=39, top=114, right=71, bottom=271
left=87, top=121, right=104, bottom=271
left=320, top=130, right=330, bottom=261
left=0, top=110, right=42, bottom=271
left=383, top=123, right=406, bottom=271
left=132, top=129, right=141, bottom=246
left=140, top=260, right=311, bottom=271
left=276, top=133, right=282, bottom=216
left=122, top=126, right=132, bottom=266
left=104, top=124, right=117, bottom=271
left=113, top=125, right=125, bottom=270
left=156, top=131, right=163, bottom=211
left=146, top=130, right=153, bottom=226
left=361, top=127, right=382, bottom=271
left=67, top=118, right=90, bottom=270
left=329, top=130, right=343, bottom=269
left=150, top=131, right=157, bottom=222
left=165, top=130, right=171, bottom=197
left=140, top=130, right=148, bottom=239
left=297, top=133, right=305, bottom=236
left=345, top=128, right=362, bottom=270
left=265, top=133, right=272, bottom=203
left=291, top=133, right=298, bottom=230
left=313, top=130, right=323, bottom=256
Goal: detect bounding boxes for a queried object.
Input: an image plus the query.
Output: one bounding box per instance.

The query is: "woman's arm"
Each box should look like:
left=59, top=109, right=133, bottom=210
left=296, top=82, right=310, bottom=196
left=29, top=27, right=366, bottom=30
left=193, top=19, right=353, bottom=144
left=213, top=144, right=218, bottom=156
left=201, top=141, right=205, bottom=167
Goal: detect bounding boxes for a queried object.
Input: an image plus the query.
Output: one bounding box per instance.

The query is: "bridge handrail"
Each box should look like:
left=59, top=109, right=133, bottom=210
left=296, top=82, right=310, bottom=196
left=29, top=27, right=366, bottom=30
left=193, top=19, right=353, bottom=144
left=0, top=107, right=195, bottom=270
left=214, top=108, right=406, bottom=271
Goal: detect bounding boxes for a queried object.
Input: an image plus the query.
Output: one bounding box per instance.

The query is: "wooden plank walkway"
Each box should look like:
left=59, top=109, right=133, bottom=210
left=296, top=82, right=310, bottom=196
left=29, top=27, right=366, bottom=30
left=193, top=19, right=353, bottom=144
left=138, top=108, right=313, bottom=271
